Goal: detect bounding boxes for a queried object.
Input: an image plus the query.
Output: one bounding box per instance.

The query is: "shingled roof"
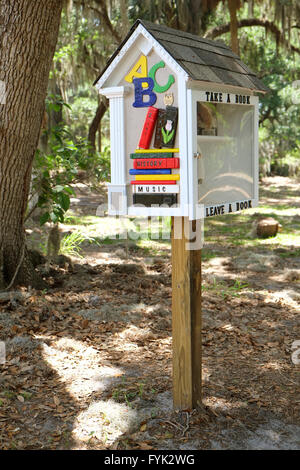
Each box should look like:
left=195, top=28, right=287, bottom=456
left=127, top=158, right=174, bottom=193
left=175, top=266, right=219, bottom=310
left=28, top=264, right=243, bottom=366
left=94, top=19, right=268, bottom=93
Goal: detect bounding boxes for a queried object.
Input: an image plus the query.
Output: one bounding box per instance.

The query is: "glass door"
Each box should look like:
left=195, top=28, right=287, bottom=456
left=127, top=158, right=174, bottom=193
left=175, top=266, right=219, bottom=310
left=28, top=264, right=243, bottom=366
left=196, top=100, right=255, bottom=206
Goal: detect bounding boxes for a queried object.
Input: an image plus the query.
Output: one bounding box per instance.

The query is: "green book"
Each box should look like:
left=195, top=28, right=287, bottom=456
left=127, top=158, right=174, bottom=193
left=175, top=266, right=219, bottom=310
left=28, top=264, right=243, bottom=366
left=130, top=152, right=174, bottom=159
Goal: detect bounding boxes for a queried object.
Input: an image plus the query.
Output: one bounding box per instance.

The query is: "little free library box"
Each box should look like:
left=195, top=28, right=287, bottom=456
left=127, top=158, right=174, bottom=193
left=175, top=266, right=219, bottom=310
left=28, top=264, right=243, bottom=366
left=94, top=19, right=268, bottom=220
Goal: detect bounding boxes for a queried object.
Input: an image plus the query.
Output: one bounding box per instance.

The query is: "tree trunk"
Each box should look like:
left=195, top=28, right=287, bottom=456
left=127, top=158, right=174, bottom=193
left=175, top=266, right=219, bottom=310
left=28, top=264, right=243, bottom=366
left=228, top=0, right=240, bottom=55
left=0, top=0, right=62, bottom=288
left=98, top=119, right=102, bottom=153
left=88, top=97, right=108, bottom=152
left=187, top=0, right=202, bottom=35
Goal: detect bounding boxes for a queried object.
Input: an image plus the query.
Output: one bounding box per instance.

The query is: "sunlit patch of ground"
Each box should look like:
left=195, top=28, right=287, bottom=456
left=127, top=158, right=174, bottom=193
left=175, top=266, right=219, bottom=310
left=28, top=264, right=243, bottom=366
left=41, top=337, right=124, bottom=399
left=72, top=399, right=140, bottom=447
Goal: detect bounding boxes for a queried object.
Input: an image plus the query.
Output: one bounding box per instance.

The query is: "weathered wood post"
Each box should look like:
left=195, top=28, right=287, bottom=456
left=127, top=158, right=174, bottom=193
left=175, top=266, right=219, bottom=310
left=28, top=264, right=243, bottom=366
left=171, top=216, right=202, bottom=409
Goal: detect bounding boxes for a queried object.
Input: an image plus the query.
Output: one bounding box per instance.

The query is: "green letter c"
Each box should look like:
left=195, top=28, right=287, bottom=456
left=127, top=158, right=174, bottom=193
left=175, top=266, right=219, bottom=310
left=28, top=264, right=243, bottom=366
left=148, top=60, right=175, bottom=93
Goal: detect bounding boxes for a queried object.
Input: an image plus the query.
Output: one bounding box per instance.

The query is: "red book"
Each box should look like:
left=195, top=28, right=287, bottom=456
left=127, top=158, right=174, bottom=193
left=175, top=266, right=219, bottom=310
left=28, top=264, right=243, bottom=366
left=138, top=107, right=159, bottom=149
left=130, top=180, right=177, bottom=185
left=134, top=158, right=180, bottom=170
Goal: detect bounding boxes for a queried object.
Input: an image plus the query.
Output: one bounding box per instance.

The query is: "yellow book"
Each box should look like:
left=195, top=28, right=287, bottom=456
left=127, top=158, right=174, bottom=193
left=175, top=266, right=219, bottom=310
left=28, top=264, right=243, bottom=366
left=135, top=174, right=180, bottom=181
left=135, top=148, right=179, bottom=154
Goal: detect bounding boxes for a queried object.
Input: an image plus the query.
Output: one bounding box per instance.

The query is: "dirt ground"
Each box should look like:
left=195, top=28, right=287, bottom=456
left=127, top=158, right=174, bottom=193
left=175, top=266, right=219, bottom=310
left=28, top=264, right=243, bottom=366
left=0, top=176, right=299, bottom=450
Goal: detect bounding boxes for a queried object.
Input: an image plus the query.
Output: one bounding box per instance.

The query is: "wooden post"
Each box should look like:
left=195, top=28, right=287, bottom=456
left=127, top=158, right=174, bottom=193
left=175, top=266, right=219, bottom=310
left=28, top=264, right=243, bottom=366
left=171, top=216, right=202, bottom=409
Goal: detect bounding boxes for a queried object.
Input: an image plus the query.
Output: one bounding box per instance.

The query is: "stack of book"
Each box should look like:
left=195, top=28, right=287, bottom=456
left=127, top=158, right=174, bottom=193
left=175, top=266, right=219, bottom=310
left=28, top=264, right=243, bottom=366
left=130, top=149, right=180, bottom=205
left=130, top=106, right=180, bottom=206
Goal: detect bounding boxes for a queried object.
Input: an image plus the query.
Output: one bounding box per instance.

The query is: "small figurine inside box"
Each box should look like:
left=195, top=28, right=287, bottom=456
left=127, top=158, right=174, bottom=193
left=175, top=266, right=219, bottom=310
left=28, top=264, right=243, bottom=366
left=197, top=103, right=217, bottom=136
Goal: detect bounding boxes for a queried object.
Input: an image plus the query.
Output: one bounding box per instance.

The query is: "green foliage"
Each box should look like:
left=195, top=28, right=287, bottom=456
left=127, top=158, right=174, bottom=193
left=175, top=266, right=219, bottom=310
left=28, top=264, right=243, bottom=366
left=38, top=228, right=99, bottom=258
left=235, top=28, right=300, bottom=174
left=30, top=96, right=110, bottom=226
left=111, top=379, right=148, bottom=407
left=68, top=89, right=99, bottom=138
left=59, top=230, right=99, bottom=258
left=202, top=3, right=300, bottom=175
left=46, top=93, right=71, bottom=114
left=203, top=277, right=251, bottom=299
left=50, top=7, right=113, bottom=140
left=59, top=231, right=86, bottom=258
left=34, top=148, right=75, bottom=225
left=19, top=391, right=33, bottom=401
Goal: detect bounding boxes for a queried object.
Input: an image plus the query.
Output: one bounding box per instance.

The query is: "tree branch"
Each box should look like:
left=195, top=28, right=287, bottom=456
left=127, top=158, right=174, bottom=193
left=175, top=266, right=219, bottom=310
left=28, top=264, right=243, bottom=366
left=204, top=18, right=300, bottom=55
left=93, top=0, right=122, bottom=43
left=228, top=0, right=241, bottom=55
left=73, top=0, right=121, bottom=43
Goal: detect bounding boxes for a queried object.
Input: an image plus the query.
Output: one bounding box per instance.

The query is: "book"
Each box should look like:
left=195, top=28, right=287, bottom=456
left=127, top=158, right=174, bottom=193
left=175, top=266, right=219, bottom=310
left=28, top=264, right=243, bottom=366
left=132, top=184, right=179, bottom=194
left=138, top=106, right=159, bottom=149
left=133, top=193, right=177, bottom=206
left=135, top=174, right=180, bottom=181
left=130, top=152, right=174, bottom=159
left=135, top=148, right=179, bottom=153
left=161, top=106, right=178, bottom=148
left=130, top=180, right=177, bottom=185
left=133, top=158, right=179, bottom=169
left=129, top=169, right=171, bottom=175
left=154, top=108, right=166, bottom=148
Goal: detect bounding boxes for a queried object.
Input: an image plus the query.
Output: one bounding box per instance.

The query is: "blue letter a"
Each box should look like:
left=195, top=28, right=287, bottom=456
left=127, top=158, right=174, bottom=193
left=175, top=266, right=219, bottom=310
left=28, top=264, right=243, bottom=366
left=133, top=77, right=157, bottom=107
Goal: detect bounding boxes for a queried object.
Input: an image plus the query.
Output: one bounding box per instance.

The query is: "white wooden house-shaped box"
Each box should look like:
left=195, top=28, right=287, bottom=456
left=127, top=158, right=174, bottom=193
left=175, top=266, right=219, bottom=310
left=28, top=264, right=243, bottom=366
left=94, top=20, right=268, bottom=220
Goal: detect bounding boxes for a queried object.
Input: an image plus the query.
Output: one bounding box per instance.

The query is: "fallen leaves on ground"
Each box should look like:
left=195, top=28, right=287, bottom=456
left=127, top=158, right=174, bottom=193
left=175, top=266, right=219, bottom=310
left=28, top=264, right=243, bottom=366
left=0, top=177, right=299, bottom=450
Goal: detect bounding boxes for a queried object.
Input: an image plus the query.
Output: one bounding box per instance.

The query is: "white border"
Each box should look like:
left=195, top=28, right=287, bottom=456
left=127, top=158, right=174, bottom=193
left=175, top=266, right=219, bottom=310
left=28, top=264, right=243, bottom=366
left=187, top=78, right=267, bottom=95
left=177, top=75, right=189, bottom=216
left=98, top=86, right=130, bottom=98
left=252, top=95, right=259, bottom=203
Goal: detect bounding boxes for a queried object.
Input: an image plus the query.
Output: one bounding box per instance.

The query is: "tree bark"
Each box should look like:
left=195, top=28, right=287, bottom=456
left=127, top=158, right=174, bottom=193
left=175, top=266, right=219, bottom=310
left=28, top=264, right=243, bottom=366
left=0, top=0, right=63, bottom=288
left=187, top=0, right=202, bottom=35
left=228, top=0, right=240, bottom=55
left=88, top=97, right=108, bottom=152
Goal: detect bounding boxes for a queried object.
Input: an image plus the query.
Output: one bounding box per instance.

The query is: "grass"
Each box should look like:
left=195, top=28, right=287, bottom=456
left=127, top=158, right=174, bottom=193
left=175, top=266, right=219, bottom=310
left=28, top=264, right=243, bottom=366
left=137, top=238, right=171, bottom=256
left=19, top=391, right=32, bottom=400
left=201, top=250, right=220, bottom=261
left=277, top=248, right=300, bottom=258
left=112, top=387, right=137, bottom=407
left=39, top=229, right=100, bottom=258
left=31, top=177, right=299, bottom=263
left=203, top=277, right=251, bottom=299
left=59, top=230, right=101, bottom=258
left=60, top=203, right=300, bottom=256
left=111, top=379, right=151, bottom=408
left=60, top=231, right=87, bottom=258
left=201, top=196, right=300, bottom=250
left=60, top=199, right=300, bottom=261
left=2, top=390, right=15, bottom=400
left=64, top=215, right=101, bottom=225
